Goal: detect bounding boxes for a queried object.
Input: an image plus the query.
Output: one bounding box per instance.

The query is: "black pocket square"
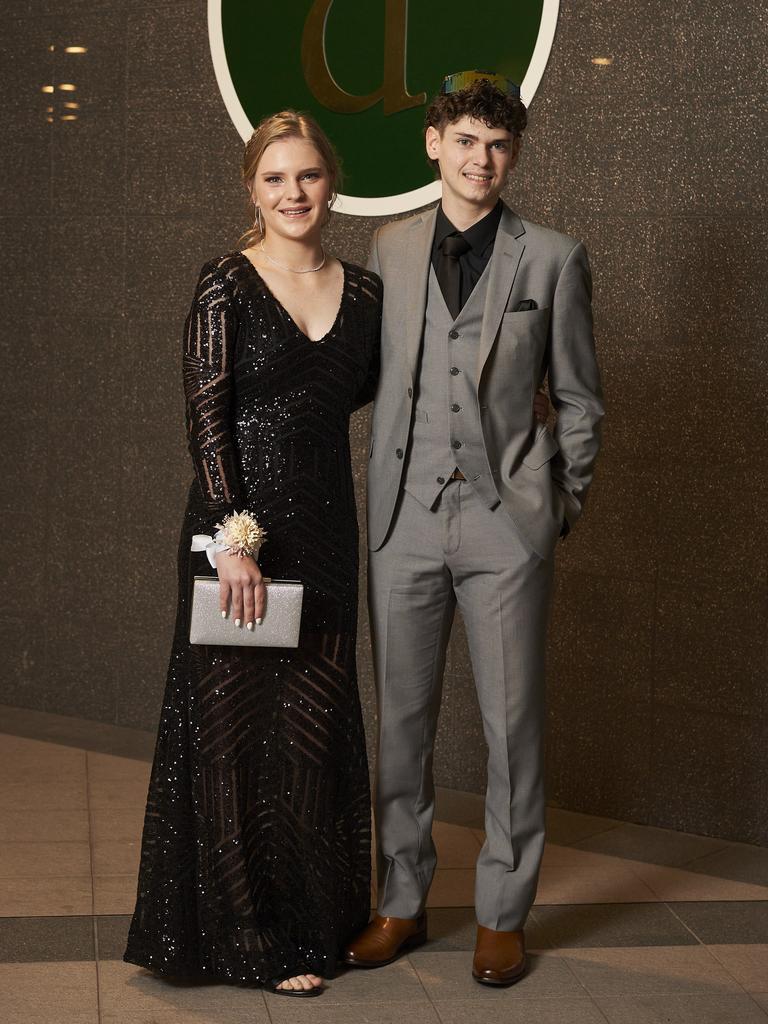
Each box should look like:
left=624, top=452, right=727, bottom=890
left=513, top=299, right=538, bottom=311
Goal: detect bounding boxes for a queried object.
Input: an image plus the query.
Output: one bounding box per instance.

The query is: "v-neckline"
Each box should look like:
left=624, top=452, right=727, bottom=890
left=238, top=251, right=347, bottom=344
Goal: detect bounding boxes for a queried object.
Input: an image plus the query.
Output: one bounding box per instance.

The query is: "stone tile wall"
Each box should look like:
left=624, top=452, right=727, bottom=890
left=1, top=1, right=765, bottom=842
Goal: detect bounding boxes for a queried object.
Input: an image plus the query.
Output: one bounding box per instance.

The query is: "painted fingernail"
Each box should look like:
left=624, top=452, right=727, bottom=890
left=221, top=610, right=227, bottom=619
left=234, top=618, right=241, bottom=628
left=255, top=617, right=263, bottom=626
left=246, top=621, right=254, bottom=631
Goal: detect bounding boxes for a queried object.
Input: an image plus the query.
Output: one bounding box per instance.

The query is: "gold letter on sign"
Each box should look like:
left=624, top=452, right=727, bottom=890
left=302, top=0, right=426, bottom=115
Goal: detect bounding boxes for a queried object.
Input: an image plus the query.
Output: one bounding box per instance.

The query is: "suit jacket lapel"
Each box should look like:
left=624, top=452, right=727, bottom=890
left=401, top=206, right=438, bottom=383
left=477, top=204, right=526, bottom=376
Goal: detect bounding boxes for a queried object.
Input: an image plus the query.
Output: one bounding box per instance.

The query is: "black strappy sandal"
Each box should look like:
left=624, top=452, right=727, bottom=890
left=269, top=977, right=324, bottom=997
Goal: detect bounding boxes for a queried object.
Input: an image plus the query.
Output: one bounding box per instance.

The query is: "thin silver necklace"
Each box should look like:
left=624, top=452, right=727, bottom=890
left=259, top=238, right=326, bottom=274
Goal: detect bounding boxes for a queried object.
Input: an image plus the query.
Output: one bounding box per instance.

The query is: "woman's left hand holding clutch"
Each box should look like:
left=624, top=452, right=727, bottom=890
left=214, top=550, right=265, bottom=630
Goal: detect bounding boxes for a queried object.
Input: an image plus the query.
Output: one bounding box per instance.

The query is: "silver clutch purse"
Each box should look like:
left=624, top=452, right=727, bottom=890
left=189, top=576, right=304, bottom=648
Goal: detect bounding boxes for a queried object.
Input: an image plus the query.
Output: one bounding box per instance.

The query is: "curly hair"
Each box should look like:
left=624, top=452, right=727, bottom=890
left=424, top=78, right=528, bottom=173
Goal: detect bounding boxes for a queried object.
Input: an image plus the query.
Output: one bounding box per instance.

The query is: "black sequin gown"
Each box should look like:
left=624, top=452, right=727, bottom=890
left=124, top=253, right=381, bottom=985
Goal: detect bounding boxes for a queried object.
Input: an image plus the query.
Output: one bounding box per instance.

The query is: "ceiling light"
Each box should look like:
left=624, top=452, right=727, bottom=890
left=61, top=114, right=78, bottom=121
left=58, top=83, right=77, bottom=91
left=64, top=46, right=88, bottom=54
left=591, top=56, right=614, bottom=66
left=41, top=84, right=54, bottom=93
left=63, top=101, right=79, bottom=109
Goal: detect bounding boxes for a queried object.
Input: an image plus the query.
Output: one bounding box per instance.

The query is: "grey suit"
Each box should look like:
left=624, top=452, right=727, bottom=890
left=366, top=202, right=603, bottom=929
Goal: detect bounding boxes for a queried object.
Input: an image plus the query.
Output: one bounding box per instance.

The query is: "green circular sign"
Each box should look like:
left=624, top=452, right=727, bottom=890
left=209, top=0, right=559, bottom=215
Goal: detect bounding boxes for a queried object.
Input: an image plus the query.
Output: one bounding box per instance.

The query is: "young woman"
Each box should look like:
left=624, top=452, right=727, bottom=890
left=124, top=111, right=379, bottom=997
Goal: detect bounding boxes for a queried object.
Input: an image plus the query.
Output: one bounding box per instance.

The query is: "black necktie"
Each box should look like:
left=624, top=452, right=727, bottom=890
left=436, top=233, right=471, bottom=320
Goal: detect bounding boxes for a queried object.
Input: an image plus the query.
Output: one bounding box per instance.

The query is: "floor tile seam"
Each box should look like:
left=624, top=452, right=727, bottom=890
left=589, top=992, right=614, bottom=1024
left=0, top=718, right=155, bottom=762
left=565, top=824, right=628, bottom=850
left=535, top=899, right=666, bottom=909
left=571, top=835, right=741, bottom=869
left=0, top=839, right=93, bottom=845
left=85, top=750, right=97, bottom=919
left=0, top=874, right=94, bottom=884
left=589, top=992, right=768, bottom=1016
left=619, top=858, right=677, bottom=903
left=251, top=986, right=270, bottom=1021
left=91, top=916, right=104, bottom=1022
left=0, top=916, right=94, bottom=927
left=545, top=943, right=739, bottom=955
left=664, top=896, right=768, bottom=949
left=406, top=951, right=442, bottom=1010
left=706, top=942, right=768, bottom=1001
left=743, top=991, right=768, bottom=1020
left=542, top=945, right=751, bottom=1001
left=680, top=840, right=763, bottom=873
left=1, top=940, right=764, bottom=966
left=4, top=900, right=764, bottom=921
left=543, top=943, right=598, bottom=1001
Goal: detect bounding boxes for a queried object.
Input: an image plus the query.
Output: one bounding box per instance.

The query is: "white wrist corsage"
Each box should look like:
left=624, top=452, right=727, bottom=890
left=215, top=510, right=267, bottom=558
left=191, top=510, right=266, bottom=569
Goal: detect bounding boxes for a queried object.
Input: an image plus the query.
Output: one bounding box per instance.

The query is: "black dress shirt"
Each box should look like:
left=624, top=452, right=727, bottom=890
left=430, top=200, right=503, bottom=316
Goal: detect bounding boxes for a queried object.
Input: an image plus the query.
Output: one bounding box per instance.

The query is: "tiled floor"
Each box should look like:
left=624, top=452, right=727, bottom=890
left=1, top=705, right=767, bottom=1023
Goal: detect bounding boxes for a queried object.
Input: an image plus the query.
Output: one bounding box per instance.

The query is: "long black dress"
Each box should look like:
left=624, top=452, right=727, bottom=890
left=124, top=253, right=380, bottom=985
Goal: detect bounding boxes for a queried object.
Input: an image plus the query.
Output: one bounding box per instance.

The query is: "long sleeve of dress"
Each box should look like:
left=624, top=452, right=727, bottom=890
left=182, top=261, right=243, bottom=531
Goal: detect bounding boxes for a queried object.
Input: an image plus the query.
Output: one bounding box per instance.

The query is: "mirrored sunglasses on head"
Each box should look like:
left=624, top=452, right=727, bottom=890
left=440, top=70, right=521, bottom=98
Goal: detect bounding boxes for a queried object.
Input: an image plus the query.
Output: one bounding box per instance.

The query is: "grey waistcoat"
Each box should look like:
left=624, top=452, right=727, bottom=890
left=402, top=265, right=501, bottom=511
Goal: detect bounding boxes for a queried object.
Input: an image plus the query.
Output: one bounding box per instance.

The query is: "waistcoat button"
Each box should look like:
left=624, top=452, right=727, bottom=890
left=452, top=440, right=462, bottom=450
left=436, top=476, right=445, bottom=484
left=451, top=403, right=461, bottom=412
left=448, top=329, right=459, bottom=340
left=450, top=367, right=459, bottom=375
left=395, top=448, right=403, bottom=459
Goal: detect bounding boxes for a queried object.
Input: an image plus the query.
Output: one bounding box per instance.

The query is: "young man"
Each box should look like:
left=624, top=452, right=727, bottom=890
left=344, top=74, right=604, bottom=985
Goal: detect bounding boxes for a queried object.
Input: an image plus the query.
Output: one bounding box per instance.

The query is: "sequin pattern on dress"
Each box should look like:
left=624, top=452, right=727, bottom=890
left=124, top=253, right=381, bottom=985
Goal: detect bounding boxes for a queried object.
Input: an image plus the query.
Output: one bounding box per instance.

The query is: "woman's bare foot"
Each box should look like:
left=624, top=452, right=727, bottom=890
left=275, top=973, right=323, bottom=992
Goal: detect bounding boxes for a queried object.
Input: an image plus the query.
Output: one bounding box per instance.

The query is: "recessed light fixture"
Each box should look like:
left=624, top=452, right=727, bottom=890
left=63, top=101, right=80, bottom=109
left=46, top=105, right=53, bottom=113
left=41, top=84, right=54, bottom=94
left=64, top=46, right=88, bottom=54
left=61, top=114, right=78, bottom=121
left=591, top=56, right=614, bottom=66
left=58, top=83, right=77, bottom=91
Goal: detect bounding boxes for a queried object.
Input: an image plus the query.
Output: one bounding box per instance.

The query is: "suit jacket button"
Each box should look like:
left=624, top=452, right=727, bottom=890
left=395, top=448, right=403, bottom=459
left=448, top=329, right=459, bottom=340
left=436, top=476, right=445, bottom=484
left=450, top=366, right=460, bottom=375
left=451, top=403, right=461, bottom=412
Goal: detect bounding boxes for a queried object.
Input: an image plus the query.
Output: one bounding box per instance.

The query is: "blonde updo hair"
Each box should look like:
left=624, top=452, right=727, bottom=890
left=241, top=109, right=342, bottom=248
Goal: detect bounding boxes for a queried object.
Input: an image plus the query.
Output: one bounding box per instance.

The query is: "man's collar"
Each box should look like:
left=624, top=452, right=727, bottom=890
left=433, top=200, right=503, bottom=254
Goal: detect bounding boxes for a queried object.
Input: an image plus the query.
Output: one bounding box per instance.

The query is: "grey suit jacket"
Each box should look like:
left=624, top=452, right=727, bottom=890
left=366, top=202, right=604, bottom=558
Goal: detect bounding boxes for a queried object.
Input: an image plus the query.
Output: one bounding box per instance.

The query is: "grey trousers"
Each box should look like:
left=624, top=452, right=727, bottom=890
left=368, top=482, right=555, bottom=930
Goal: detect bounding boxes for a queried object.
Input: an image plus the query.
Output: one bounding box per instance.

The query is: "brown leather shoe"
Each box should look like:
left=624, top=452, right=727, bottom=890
left=472, top=925, right=526, bottom=986
left=342, top=913, right=427, bottom=968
